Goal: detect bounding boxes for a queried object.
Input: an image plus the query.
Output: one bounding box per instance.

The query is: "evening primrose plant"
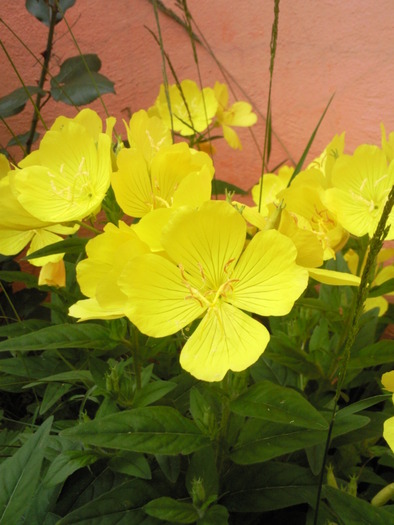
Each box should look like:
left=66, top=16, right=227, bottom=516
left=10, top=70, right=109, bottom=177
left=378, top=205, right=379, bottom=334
left=1, top=2, right=394, bottom=524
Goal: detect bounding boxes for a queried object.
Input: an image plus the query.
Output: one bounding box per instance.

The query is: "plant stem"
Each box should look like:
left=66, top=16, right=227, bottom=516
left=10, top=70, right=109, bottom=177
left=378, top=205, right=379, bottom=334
left=258, top=0, right=280, bottom=213
left=313, top=185, right=394, bottom=524
left=26, top=3, right=57, bottom=153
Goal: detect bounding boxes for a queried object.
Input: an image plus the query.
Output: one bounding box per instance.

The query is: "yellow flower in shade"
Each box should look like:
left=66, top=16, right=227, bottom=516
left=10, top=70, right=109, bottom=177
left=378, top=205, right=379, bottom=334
left=251, top=166, right=293, bottom=215
left=213, top=82, right=257, bottom=150
left=0, top=175, right=78, bottom=266
left=124, top=109, right=172, bottom=165
left=280, top=170, right=349, bottom=261
left=324, top=145, right=394, bottom=239
left=118, top=201, right=308, bottom=382
left=10, top=112, right=112, bottom=223
left=344, top=247, right=394, bottom=316
left=308, top=133, right=345, bottom=185
left=112, top=142, right=213, bottom=219
left=38, top=260, right=66, bottom=287
left=149, top=80, right=218, bottom=136
left=69, top=221, right=149, bottom=321
left=382, top=371, right=394, bottom=452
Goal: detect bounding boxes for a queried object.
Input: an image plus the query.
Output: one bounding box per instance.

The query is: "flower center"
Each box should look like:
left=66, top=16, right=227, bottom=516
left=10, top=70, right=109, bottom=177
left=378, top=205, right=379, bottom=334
left=179, top=259, right=239, bottom=309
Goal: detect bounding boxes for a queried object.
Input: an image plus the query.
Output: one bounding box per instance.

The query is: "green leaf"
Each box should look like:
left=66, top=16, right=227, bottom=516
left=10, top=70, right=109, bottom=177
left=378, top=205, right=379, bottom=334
left=144, top=497, right=198, bottom=524
left=0, top=86, right=45, bottom=118
left=231, top=380, right=328, bottom=430
left=369, top=277, right=394, bottom=297
left=155, top=454, right=181, bottom=483
left=108, top=451, right=151, bottom=480
left=52, top=54, right=102, bottom=84
left=0, top=270, right=38, bottom=288
left=348, top=340, right=394, bottom=369
left=0, top=323, right=117, bottom=352
left=186, top=446, right=219, bottom=500
left=230, top=412, right=369, bottom=465
left=287, top=92, right=335, bottom=185
left=57, top=478, right=160, bottom=524
left=0, top=417, right=52, bottom=525
left=61, top=406, right=209, bottom=455
left=7, top=130, right=39, bottom=147
left=133, top=380, right=177, bottom=408
left=0, top=319, right=51, bottom=337
left=221, top=462, right=316, bottom=512
left=25, top=0, right=76, bottom=26
left=53, top=72, right=115, bottom=105
left=338, top=395, right=389, bottom=417
left=43, top=450, right=98, bottom=487
left=197, top=505, right=229, bottom=525
left=264, top=333, right=322, bottom=379
left=323, top=486, right=393, bottom=525
left=25, top=237, right=88, bottom=260
left=211, top=179, right=248, bottom=196
left=39, top=382, right=73, bottom=414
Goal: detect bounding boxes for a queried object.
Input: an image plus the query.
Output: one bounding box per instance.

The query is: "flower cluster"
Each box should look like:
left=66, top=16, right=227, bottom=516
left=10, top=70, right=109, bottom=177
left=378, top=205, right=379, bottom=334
left=1, top=79, right=392, bottom=381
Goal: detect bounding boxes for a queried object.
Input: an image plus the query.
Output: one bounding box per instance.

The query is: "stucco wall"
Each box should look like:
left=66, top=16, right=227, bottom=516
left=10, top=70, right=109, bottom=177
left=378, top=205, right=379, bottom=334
left=1, top=0, right=394, bottom=190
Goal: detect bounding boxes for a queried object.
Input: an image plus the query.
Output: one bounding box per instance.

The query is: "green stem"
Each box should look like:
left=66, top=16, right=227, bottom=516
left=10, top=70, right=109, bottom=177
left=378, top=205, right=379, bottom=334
left=313, top=184, right=394, bottom=524
left=25, top=3, right=57, bottom=153
left=132, top=326, right=142, bottom=390
left=258, top=0, right=280, bottom=213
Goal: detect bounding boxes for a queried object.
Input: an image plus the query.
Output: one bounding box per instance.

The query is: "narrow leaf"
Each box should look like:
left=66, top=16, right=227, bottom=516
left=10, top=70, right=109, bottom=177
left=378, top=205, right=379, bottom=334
left=144, top=497, right=198, bottom=523
left=25, top=237, right=88, bottom=260
left=0, top=323, right=117, bottom=352
left=323, top=486, right=393, bottom=525
left=61, top=406, right=209, bottom=455
left=231, top=380, right=328, bottom=429
left=0, top=417, right=53, bottom=524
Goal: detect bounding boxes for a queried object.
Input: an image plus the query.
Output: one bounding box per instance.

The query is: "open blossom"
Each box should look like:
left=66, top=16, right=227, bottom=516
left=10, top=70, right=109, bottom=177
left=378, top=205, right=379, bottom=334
left=324, top=144, right=394, bottom=239
left=149, top=79, right=218, bottom=136
left=213, top=81, right=257, bottom=150
left=112, top=142, right=213, bottom=219
left=10, top=110, right=113, bottom=224
left=69, top=221, right=150, bottom=321
left=118, top=201, right=308, bottom=382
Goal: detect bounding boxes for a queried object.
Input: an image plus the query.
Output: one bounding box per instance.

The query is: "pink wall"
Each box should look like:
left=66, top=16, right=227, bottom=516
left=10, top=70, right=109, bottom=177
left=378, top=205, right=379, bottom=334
left=2, top=0, right=394, bottom=190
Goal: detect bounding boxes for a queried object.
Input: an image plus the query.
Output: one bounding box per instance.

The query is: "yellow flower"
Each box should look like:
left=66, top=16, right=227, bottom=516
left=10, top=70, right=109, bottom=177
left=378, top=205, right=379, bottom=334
left=344, top=247, right=394, bottom=316
left=149, top=80, right=218, bottom=136
left=213, top=82, right=257, bottom=150
left=69, top=221, right=149, bottom=321
left=38, top=260, right=66, bottom=287
left=119, top=201, right=308, bottom=382
left=10, top=111, right=112, bottom=223
left=124, top=109, right=172, bottom=165
left=0, top=175, right=78, bottom=266
left=324, top=145, right=394, bottom=239
left=112, top=142, right=213, bottom=218
left=382, top=371, right=394, bottom=452
left=308, top=133, right=345, bottom=184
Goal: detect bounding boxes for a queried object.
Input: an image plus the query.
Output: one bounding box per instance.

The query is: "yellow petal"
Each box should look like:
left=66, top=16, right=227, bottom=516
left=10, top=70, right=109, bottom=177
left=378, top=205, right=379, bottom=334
left=382, top=371, right=394, bottom=393
left=68, top=298, right=127, bottom=322
left=222, top=124, right=242, bottom=150
left=180, top=302, right=269, bottom=382
left=230, top=229, right=308, bottom=316
left=27, top=229, right=64, bottom=266
left=162, top=201, right=246, bottom=289
left=77, top=221, right=149, bottom=308
left=12, top=123, right=112, bottom=222
left=384, top=416, right=394, bottom=452
left=112, top=149, right=152, bottom=218
left=38, top=260, right=65, bottom=287
left=119, top=253, right=206, bottom=337
left=125, top=109, right=172, bottom=164
left=307, top=267, right=361, bottom=286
